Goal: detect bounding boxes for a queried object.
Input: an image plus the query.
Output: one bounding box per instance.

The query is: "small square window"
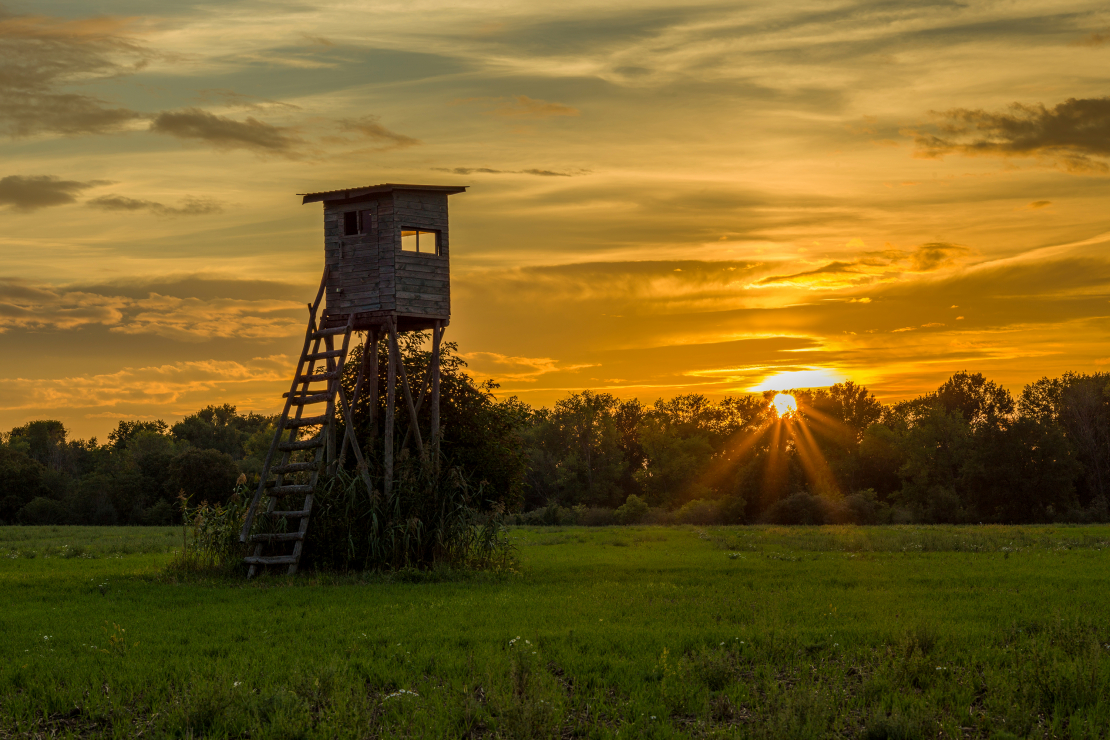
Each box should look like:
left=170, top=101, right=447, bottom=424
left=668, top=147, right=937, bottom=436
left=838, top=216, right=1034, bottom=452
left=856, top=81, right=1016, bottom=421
left=343, top=210, right=373, bottom=236
left=343, top=211, right=359, bottom=236
left=401, top=229, right=439, bottom=255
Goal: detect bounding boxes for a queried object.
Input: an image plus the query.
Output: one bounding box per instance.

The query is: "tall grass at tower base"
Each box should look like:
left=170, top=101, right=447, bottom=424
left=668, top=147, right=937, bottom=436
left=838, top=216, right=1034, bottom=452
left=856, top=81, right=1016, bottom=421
left=302, top=459, right=516, bottom=573
left=168, top=459, right=516, bottom=575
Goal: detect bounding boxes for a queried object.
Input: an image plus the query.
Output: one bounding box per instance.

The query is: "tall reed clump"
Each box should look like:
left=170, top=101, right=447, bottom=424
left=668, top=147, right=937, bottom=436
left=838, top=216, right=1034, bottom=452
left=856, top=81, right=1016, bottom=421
left=167, top=475, right=252, bottom=574
left=302, top=457, right=516, bottom=574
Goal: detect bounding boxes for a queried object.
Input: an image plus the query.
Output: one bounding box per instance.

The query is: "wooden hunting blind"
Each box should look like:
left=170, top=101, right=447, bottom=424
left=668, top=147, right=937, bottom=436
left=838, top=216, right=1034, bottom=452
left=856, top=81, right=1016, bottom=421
left=239, top=183, right=467, bottom=576
left=308, top=183, right=465, bottom=331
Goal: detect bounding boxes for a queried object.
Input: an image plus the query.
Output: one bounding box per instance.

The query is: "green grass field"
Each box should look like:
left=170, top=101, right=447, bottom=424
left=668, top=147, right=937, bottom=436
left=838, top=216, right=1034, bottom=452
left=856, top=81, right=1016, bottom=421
left=4, top=525, right=1110, bottom=739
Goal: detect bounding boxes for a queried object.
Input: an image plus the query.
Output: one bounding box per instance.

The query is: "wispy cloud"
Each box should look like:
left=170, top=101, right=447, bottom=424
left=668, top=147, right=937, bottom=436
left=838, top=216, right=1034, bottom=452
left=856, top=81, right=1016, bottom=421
left=0, top=10, right=150, bottom=137
left=0, top=278, right=302, bottom=339
left=0, top=357, right=287, bottom=413
left=460, top=351, right=594, bottom=382
left=452, top=95, right=579, bottom=120
left=755, top=243, right=972, bottom=288
left=196, top=88, right=302, bottom=113
left=1069, top=32, right=1108, bottom=47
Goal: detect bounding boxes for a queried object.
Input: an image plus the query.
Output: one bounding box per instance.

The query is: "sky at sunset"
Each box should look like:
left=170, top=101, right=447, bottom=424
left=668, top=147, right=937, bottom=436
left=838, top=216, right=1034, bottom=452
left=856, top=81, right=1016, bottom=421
left=1, top=0, right=1109, bottom=439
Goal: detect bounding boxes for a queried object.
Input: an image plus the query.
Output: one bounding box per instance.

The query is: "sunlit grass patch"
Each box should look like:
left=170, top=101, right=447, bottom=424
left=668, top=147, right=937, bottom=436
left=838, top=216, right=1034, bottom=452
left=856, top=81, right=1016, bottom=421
left=3, top=524, right=1110, bottom=737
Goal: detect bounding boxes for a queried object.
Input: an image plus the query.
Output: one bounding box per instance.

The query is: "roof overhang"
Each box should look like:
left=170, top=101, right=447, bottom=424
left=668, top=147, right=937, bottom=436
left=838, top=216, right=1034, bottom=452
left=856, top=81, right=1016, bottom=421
left=300, top=183, right=467, bottom=205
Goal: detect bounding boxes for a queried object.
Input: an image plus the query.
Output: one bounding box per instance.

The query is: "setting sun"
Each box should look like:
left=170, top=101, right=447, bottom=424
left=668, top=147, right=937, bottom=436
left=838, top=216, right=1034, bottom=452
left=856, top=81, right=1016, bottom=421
left=771, top=393, right=798, bottom=417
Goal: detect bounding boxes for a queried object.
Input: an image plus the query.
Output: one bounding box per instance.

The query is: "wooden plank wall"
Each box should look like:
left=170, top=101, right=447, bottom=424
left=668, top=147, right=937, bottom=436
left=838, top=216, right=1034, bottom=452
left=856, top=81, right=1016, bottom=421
left=392, top=191, right=450, bottom=320
left=323, top=195, right=393, bottom=316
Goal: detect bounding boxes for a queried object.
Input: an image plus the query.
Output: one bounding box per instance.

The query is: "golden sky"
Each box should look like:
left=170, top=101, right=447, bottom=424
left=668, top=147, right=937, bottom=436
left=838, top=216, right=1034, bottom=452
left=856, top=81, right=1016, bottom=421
left=1, top=0, right=1109, bottom=439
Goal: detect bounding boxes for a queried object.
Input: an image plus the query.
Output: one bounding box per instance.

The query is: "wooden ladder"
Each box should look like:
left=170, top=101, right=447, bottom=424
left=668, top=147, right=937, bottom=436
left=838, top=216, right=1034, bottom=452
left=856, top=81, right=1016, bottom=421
left=239, top=269, right=357, bottom=576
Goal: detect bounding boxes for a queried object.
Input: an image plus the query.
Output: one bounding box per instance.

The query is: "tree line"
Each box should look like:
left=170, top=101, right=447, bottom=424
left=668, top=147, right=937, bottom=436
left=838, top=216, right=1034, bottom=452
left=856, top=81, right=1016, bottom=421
left=518, top=372, right=1109, bottom=525
left=1, top=334, right=1107, bottom=527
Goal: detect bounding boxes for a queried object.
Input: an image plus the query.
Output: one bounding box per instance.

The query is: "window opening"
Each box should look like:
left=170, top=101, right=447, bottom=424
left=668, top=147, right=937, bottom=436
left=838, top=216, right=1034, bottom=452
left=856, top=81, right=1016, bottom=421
left=400, top=229, right=439, bottom=255
left=343, top=210, right=373, bottom=236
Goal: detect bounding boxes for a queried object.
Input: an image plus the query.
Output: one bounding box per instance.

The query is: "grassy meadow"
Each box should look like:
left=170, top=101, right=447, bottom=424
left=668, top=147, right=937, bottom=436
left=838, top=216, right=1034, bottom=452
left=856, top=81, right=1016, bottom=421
left=3, top=525, right=1110, bottom=738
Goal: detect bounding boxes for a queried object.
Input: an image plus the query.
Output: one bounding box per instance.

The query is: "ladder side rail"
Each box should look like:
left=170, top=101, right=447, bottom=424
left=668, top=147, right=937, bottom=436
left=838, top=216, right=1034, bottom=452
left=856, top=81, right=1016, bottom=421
left=288, top=412, right=332, bottom=575
left=274, top=314, right=325, bottom=491
left=248, top=340, right=318, bottom=571
left=310, top=265, right=329, bottom=316
left=241, top=296, right=324, bottom=542
left=275, top=355, right=314, bottom=485
left=288, top=439, right=328, bottom=574
left=247, top=310, right=324, bottom=545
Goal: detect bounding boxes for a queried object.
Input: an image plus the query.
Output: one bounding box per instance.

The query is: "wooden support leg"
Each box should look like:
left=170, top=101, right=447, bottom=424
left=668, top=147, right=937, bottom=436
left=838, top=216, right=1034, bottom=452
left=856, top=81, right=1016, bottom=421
left=385, top=324, right=396, bottom=496
left=395, top=334, right=424, bottom=459
left=431, top=322, right=442, bottom=465
left=369, top=329, right=379, bottom=439
left=338, top=384, right=376, bottom=496
left=338, top=333, right=370, bottom=468
left=401, top=329, right=435, bottom=452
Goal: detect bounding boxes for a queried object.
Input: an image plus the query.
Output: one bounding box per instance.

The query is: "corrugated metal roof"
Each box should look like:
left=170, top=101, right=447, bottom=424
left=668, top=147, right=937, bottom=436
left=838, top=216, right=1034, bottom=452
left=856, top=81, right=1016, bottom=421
left=299, top=183, right=468, bottom=204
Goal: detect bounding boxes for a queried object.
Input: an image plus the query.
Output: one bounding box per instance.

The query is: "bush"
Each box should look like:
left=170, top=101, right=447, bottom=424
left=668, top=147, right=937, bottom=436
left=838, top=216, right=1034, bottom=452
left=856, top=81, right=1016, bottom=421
left=576, top=506, right=618, bottom=526
left=18, top=496, right=68, bottom=525
left=168, top=448, right=241, bottom=507
left=717, top=495, right=747, bottom=524
left=142, top=499, right=176, bottom=525
left=642, top=506, right=673, bottom=525
left=765, top=491, right=829, bottom=525
left=615, top=494, right=650, bottom=524
left=827, top=489, right=889, bottom=524
left=674, top=499, right=719, bottom=525
left=513, top=502, right=577, bottom=526
left=922, top=486, right=965, bottom=524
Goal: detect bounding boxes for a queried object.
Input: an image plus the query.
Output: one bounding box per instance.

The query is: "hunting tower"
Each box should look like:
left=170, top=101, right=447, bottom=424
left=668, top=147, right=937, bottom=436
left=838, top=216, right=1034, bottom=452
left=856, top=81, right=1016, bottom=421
left=239, top=184, right=468, bottom=576
left=313, top=183, right=464, bottom=331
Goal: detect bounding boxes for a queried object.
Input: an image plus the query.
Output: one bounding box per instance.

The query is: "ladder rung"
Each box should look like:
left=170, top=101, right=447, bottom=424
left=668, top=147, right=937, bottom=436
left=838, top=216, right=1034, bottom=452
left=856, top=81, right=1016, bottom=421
left=251, top=532, right=305, bottom=542
left=284, top=414, right=328, bottom=428
left=244, top=555, right=298, bottom=566
left=294, top=370, right=341, bottom=384
left=269, top=484, right=313, bottom=496
left=287, top=392, right=330, bottom=405
left=313, top=326, right=350, bottom=338
left=267, top=509, right=311, bottom=518
left=277, top=436, right=324, bottom=451
left=271, top=462, right=316, bottom=474
left=305, top=350, right=344, bottom=361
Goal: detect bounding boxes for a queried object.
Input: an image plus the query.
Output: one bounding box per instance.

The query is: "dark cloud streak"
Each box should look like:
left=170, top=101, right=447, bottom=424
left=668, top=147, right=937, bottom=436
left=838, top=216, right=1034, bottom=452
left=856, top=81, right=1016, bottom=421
left=149, top=108, right=304, bottom=156
left=335, top=115, right=420, bottom=149
left=87, top=195, right=225, bottom=217
left=911, top=97, right=1110, bottom=173
left=431, top=166, right=581, bottom=177
left=0, top=175, right=108, bottom=212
